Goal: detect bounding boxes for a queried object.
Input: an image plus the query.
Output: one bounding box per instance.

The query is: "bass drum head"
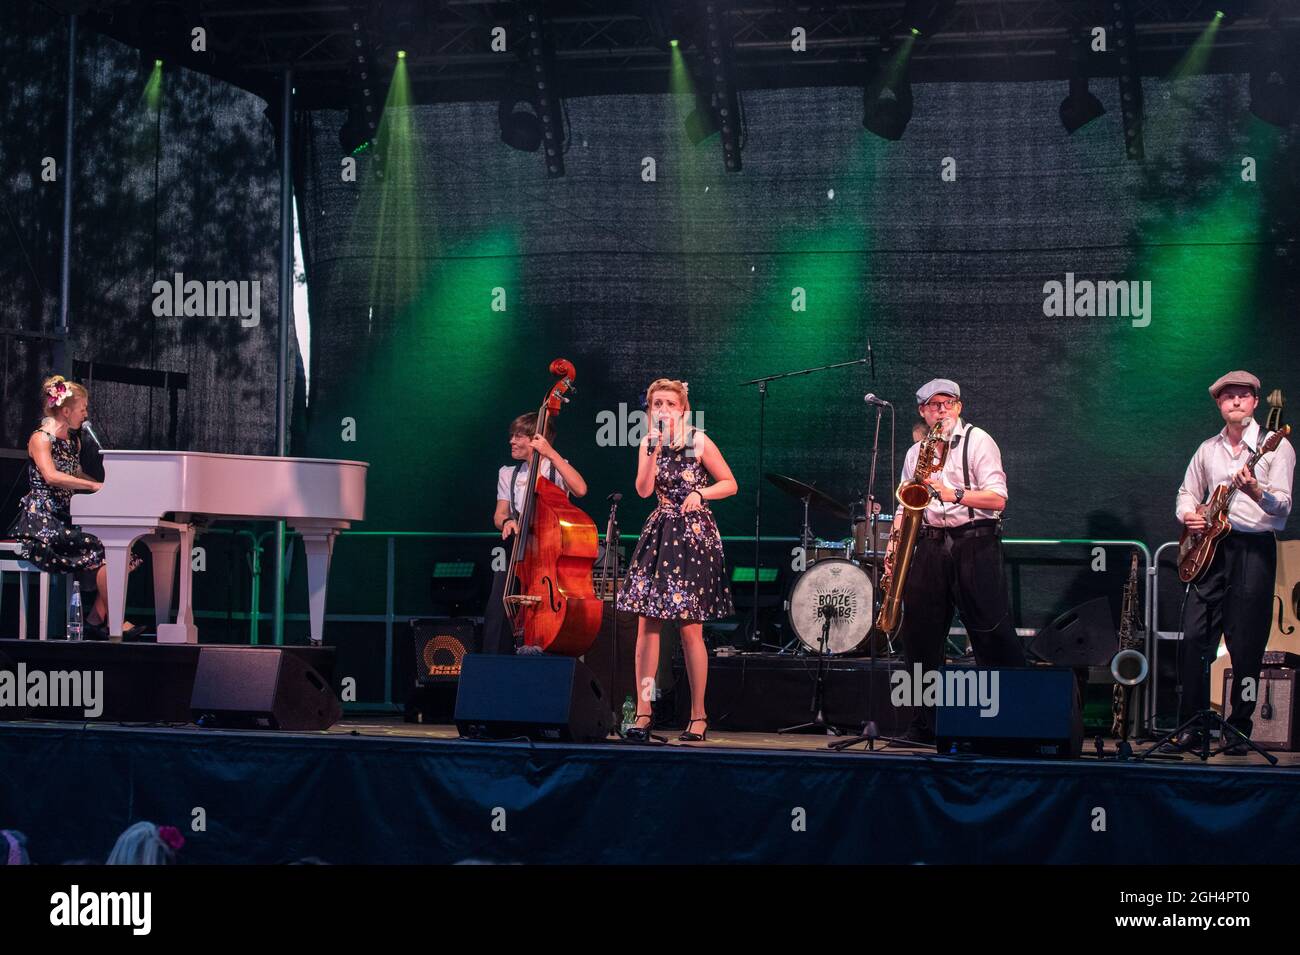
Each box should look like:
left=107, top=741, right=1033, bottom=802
left=787, top=558, right=875, bottom=655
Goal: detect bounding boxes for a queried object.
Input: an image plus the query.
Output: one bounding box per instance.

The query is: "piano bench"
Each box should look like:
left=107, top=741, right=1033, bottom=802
left=0, top=540, right=52, bottom=640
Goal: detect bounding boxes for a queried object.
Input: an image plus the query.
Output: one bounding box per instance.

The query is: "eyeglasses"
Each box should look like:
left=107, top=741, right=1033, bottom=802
left=921, top=399, right=959, bottom=411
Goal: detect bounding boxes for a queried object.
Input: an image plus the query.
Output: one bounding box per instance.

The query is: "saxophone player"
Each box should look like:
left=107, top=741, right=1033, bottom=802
left=887, top=379, right=1026, bottom=746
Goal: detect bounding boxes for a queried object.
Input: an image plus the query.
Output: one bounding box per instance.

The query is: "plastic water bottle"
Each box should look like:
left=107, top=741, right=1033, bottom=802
left=68, top=581, right=83, bottom=642
left=620, top=694, right=635, bottom=734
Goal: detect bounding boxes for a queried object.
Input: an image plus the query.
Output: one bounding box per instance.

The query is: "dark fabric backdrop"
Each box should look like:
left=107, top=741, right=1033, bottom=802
left=0, top=3, right=299, bottom=456
left=296, top=77, right=1299, bottom=552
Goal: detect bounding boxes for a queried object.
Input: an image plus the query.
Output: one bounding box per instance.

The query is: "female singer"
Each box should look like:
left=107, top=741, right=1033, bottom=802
left=11, top=376, right=139, bottom=636
left=616, top=379, right=737, bottom=742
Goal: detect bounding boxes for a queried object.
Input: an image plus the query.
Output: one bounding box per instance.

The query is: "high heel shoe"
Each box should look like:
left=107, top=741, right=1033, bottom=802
left=679, top=716, right=709, bottom=742
left=624, top=712, right=655, bottom=743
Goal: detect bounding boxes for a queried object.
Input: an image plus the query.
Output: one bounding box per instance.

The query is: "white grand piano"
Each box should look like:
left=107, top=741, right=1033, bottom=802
left=71, top=451, right=368, bottom=644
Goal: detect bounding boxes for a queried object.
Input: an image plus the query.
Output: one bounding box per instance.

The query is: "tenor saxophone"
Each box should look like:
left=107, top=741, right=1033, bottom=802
left=1110, top=550, right=1148, bottom=740
left=877, top=421, right=950, bottom=635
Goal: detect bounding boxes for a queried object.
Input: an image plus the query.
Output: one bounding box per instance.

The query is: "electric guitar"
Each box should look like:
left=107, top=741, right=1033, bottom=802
left=1177, top=393, right=1290, bottom=583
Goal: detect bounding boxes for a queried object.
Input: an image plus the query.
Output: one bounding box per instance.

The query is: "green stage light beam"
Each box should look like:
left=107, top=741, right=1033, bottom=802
left=1067, top=117, right=1280, bottom=461
left=141, top=58, right=163, bottom=112
left=365, top=54, right=427, bottom=316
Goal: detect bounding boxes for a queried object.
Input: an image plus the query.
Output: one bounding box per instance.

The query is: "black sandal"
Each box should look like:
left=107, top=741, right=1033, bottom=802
left=624, top=712, right=655, bottom=743
left=679, top=716, right=709, bottom=742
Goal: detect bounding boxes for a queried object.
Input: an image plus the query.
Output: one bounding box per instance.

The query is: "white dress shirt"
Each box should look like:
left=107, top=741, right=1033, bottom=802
left=1175, top=417, right=1294, bottom=533
left=899, top=418, right=1008, bottom=528
left=497, top=458, right=567, bottom=517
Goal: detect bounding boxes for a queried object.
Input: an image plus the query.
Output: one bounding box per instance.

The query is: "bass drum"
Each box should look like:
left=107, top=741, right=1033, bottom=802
left=786, top=558, right=875, bottom=655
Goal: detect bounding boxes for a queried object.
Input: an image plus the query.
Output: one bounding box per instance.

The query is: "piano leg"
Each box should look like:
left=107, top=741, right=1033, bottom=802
left=155, top=525, right=198, bottom=644
left=295, top=527, right=337, bottom=646
left=146, top=533, right=179, bottom=631
left=97, top=531, right=138, bottom=642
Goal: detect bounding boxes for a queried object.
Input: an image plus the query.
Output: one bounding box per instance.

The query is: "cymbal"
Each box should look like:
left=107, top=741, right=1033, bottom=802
left=765, top=472, right=851, bottom=520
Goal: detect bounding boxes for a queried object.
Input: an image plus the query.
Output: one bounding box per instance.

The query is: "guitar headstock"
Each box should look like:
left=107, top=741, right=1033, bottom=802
left=1263, top=423, right=1291, bottom=454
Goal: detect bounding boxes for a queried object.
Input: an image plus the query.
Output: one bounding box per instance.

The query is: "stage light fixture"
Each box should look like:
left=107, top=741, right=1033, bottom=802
left=1060, top=80, right=1105, bottom=132
left=338, top=7, right=383, bottom=158
left=862, top=79, right=913, bottom=140
left=702, top=2, right=742, bottom=171
left=500, top=4, right=565, bottom=176
left=397, top=50, right=406, bottom=59
left=1060, top=33, right=1104, bottom=134
left=901, top=0, right=957, bottom=38
left=1109, top=0, right=1144, bottom=159
left=498, top=92, right=543, bottom=152
left=862, top=35, right=913, bottom=142
left=1213, top=0, right=1245, bottom=25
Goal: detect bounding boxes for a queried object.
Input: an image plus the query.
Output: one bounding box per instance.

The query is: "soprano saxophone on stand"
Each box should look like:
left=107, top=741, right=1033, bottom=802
left=876, top=421, right=949, bottom=635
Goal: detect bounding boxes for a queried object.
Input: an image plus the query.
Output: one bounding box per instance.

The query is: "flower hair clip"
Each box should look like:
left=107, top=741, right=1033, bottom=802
left=681, top=381, right=689, bottom=395
left=157, top=825, right=185, bottom=852
left=44, top=378, right=72, bottom=409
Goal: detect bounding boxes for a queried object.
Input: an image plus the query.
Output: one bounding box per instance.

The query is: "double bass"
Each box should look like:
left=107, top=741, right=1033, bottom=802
left=502, top=359, right=603, bottom=655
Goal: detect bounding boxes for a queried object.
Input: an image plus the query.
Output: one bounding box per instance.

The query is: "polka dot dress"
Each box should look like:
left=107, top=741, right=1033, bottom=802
left=616, top=430, right=734, bottom=622
left=10, top=431, right=106, bottom=573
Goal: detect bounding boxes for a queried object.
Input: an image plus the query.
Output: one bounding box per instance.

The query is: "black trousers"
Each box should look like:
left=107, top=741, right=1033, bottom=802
left=1178, top=530, right=1276, bottom=735
left=481, top=533, right=518, bottom=656
left=896, top=525, right=1027, bottom=733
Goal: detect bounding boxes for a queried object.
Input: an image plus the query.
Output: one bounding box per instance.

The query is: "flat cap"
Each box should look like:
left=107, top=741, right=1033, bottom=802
left=916, top=378, right=961, bottom=405
left=1208, top=370, right=1260, bottom=399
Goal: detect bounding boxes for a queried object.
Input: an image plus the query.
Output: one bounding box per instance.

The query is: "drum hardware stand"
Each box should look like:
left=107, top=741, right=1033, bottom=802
left=779, top=603, right=846, bottom=735
left=775, top=491, right=819, bottom=655
left=741, top=355, right=870, bottom=647
left=830, top=397, right=909, bottom=752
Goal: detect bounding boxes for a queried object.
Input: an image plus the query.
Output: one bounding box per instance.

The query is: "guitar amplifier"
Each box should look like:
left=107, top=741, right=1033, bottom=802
left=1262, top=651, right=1300, bottom=669
left=1223, top=667, right=1299, bottom=751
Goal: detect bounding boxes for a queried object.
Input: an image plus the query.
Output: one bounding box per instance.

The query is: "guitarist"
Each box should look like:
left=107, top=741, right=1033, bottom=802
left=1174, top=371, right=1295, bottom=752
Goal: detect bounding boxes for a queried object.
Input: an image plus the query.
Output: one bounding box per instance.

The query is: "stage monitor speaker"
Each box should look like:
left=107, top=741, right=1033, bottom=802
left=191, top=647, right=342, bottom=731
left=1030, top=597, right=1117, bottom=667
left=454, top=654, right=611, bottom=742
left=1224, top=667, right=1299, bottom=751
left=935, top=666, right=1083, bottom=758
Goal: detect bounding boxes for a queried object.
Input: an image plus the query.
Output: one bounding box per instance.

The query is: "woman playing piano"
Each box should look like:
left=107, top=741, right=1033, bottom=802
left=617, top=379, right=737, bottom=742
left=11, top=376, right=139, bottom=637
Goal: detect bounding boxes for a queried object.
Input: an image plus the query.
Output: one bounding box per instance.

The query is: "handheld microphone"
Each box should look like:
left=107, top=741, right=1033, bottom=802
left=646, top=417, right=669, bottom=455
left=863, top=394, right=891, bottom=407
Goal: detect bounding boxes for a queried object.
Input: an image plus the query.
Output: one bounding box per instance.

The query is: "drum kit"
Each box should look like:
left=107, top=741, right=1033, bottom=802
left=765, top=472, right=894, bottom=657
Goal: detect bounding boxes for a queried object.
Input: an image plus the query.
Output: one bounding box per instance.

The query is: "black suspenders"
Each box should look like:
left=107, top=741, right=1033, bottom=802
left=962, top=425, right=976, bottom=521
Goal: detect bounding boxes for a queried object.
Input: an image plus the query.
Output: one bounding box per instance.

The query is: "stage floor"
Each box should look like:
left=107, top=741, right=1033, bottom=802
left=4, top=715, right=1300, bottom=864
left=328, top=717, right=1300, bottom=766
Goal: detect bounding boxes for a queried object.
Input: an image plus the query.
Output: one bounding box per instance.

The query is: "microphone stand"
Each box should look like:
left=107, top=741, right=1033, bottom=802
left=831, top=400, right=909, bottom=752
left=740, top=355, right=869, bottom=647
left=779, top=603, right=845, bottom=734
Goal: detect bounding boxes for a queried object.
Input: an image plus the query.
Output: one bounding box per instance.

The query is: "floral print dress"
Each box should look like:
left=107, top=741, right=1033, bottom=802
left=11, top=430, right=106, bottom=573
left=616, top=430, right=734, bottom=621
